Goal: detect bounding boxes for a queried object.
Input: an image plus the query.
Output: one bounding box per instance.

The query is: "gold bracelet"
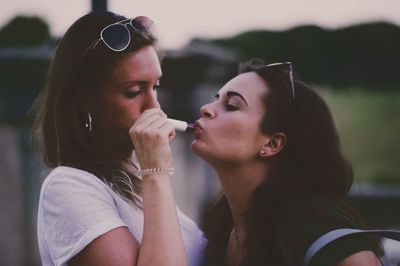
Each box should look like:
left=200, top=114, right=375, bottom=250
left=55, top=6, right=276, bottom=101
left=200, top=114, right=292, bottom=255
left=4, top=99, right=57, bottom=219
left=136, top=167, right=175, bottom=179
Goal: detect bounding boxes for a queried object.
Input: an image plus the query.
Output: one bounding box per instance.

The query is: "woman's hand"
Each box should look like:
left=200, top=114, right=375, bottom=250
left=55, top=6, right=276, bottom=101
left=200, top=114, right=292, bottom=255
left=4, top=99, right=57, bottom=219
left=129, top=108, right=175, bottom=170
left=128, top=108, right=187, bottom=266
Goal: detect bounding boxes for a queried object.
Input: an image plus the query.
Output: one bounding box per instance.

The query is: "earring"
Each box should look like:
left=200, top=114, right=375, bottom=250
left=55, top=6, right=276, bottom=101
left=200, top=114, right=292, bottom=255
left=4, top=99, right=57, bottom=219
left=85, top=112, right=92, bottom=132
left=259, top=150, right=266, bottom=156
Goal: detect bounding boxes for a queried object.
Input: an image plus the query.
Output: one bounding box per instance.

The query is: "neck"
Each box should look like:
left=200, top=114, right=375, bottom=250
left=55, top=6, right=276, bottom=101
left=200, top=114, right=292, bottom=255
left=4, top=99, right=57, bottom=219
left=213, top=160, right=269, bottom=224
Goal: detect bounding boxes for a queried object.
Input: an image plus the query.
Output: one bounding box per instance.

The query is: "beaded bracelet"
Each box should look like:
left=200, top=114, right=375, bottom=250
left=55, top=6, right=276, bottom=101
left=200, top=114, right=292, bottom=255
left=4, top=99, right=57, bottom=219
left=136, top=167, right=175, bottom=179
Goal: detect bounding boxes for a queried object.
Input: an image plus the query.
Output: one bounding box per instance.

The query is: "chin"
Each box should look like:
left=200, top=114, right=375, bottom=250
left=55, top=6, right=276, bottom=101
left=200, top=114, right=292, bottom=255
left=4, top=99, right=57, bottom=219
left=191, top=140, right=222, bottom=166
left=190, top=139, right=201, bottom=154
left=190, top=139, right=209, bottom=158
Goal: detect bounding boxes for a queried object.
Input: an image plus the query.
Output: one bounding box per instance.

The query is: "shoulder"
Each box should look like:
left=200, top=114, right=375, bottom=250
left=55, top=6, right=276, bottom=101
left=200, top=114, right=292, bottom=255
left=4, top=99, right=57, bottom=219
left=38, top=166, right=123, bottom=230
left=40, top=166, right=114, bottom=202
left=278, top=197, right=358, bottom=229
left=277, top=198, right=356, bottom=255
left=39, top=165, right=120, bottom=219
left=277, top=198, right=379, bottom=265
left=38, top=166, right=128, bottom=265
left=42, top=166, right=108, bottom=190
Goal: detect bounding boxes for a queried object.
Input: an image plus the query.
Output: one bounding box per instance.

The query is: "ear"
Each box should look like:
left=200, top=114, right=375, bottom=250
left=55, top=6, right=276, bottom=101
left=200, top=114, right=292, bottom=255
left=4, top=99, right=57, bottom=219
left=259, top=133, right=287, bottom=158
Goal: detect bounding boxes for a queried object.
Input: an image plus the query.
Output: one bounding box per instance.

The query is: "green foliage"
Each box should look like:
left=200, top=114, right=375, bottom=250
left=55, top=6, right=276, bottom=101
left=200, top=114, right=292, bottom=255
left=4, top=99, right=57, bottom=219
left=0, top=58, right=49, bottom=125
left=321, top=89, right=400, bottom=185
left=192, top=22, right=400, bottom=89
left=0, top=16, right=50, bottom=47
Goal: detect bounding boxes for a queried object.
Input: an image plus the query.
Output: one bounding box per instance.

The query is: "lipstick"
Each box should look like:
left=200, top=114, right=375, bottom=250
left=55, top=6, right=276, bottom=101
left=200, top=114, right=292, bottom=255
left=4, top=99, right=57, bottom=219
left=167, top=118, right=195, bottom=132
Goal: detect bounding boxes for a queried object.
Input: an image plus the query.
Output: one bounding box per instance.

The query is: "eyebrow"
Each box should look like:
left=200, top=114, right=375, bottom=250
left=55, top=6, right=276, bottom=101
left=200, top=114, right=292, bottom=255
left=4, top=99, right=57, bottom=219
left=120, top=75, right=163, bottom=87
left=215, top=90, right=248, bottom=106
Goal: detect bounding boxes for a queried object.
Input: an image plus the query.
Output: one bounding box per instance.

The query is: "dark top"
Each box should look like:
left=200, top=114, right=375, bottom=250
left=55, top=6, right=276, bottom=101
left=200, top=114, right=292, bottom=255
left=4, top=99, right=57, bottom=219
left=276, top=198, right=380, bottom=266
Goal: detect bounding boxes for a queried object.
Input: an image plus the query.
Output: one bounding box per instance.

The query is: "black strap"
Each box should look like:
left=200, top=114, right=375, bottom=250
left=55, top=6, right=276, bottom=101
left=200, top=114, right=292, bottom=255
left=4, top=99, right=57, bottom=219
left=303, top=229, right=400, bottom=266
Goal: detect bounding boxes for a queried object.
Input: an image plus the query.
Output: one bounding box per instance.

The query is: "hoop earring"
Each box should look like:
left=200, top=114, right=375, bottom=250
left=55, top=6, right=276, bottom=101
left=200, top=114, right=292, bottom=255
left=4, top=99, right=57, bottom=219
left=85, top=112, right=92, bottom=132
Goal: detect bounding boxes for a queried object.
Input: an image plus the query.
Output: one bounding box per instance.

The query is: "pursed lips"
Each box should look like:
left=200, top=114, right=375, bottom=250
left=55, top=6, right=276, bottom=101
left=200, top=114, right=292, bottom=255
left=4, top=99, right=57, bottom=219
left=193, top=120, right=204, bottom=135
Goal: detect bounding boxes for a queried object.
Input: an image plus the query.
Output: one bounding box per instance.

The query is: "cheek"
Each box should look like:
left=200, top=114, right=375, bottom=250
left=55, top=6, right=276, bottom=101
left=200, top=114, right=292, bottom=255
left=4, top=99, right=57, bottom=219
left=122, top=100, right=142, bottom=119
left=219, top=119, right=262, bottom=151
left=193, top=119, right=262, bottom=162
left=116, top=101, right=143, bottom=127
left=219, top=118, right=249, bottom=139
left=97, top=98, right=142, bottom=129
left=209, top=119, right=250, bottom=151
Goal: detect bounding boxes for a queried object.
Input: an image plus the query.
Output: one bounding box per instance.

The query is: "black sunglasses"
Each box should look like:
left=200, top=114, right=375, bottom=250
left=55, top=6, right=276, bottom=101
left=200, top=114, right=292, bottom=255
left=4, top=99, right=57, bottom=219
left=260, top=62, right=295, bottom=100
left=85, top=16, right=156, bottom=53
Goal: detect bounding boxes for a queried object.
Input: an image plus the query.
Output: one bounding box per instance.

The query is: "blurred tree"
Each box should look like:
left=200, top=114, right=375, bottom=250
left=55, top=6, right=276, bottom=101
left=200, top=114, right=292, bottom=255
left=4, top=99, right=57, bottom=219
left=194, top=22, right=400, bottom=90
left=0, top=16, right=50, bottom=47
left=0, top=16, right=51, bottom=125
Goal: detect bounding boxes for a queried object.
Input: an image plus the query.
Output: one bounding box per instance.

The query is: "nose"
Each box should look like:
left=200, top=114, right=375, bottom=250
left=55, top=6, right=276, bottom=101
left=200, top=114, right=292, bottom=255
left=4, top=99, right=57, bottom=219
left=143, top=89, right=160, bottom=110
left=200, top=102, right=215, bottom=118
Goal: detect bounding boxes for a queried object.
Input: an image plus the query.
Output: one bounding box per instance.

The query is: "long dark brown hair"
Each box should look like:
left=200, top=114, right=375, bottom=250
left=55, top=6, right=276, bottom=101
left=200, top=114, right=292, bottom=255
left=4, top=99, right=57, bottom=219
left=32, top=11, right=161, bottom=205
left=202, top=59, right=363, bottom=265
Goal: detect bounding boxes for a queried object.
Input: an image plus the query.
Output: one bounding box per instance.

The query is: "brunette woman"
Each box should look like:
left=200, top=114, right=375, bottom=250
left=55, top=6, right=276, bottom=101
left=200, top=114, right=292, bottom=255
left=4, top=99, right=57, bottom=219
left=33, top=11, right=206, bottom=266
left=192, top=60, right=381, bottom=266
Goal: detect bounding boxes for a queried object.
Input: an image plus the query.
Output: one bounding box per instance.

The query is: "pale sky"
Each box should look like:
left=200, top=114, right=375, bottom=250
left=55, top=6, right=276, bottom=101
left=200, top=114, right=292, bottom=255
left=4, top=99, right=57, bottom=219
left=1, top=0, right=399, bottom=49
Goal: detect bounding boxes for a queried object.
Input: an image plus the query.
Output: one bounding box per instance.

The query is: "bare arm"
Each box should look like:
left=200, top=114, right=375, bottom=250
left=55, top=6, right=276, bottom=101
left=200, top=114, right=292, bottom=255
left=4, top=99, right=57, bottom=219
left=132, top=109, right=187, bottom=265
left=336, top=250, right=381, bottom=266
left=69, top=227, right=140, bottom=265
left=138, top=173, right=187, bottom=265
left=69, top=109, right=187, bottom=266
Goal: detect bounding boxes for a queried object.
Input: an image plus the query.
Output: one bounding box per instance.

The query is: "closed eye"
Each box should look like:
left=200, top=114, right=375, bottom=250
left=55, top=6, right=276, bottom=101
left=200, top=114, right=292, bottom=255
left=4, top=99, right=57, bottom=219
left=124, top=90, right=142, bottom=98
left=224, top=103, right=239, bottom=111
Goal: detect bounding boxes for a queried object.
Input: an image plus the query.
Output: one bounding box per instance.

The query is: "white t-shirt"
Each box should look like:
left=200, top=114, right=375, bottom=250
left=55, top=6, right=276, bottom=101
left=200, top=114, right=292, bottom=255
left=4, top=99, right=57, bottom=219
left=37, top=166, right=207, bottom=266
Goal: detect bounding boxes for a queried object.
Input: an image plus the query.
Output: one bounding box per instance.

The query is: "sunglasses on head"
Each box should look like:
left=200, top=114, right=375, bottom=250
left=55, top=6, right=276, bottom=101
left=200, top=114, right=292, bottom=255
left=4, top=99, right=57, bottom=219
left=260, top=62, right=295, bottom=100
left=85, top=16, right=156, bottom=53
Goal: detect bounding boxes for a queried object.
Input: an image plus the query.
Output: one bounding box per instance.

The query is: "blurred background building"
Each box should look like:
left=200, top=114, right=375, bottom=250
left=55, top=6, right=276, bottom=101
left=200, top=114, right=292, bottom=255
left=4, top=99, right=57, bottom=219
left=0, top=0, right=399, bottom=265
